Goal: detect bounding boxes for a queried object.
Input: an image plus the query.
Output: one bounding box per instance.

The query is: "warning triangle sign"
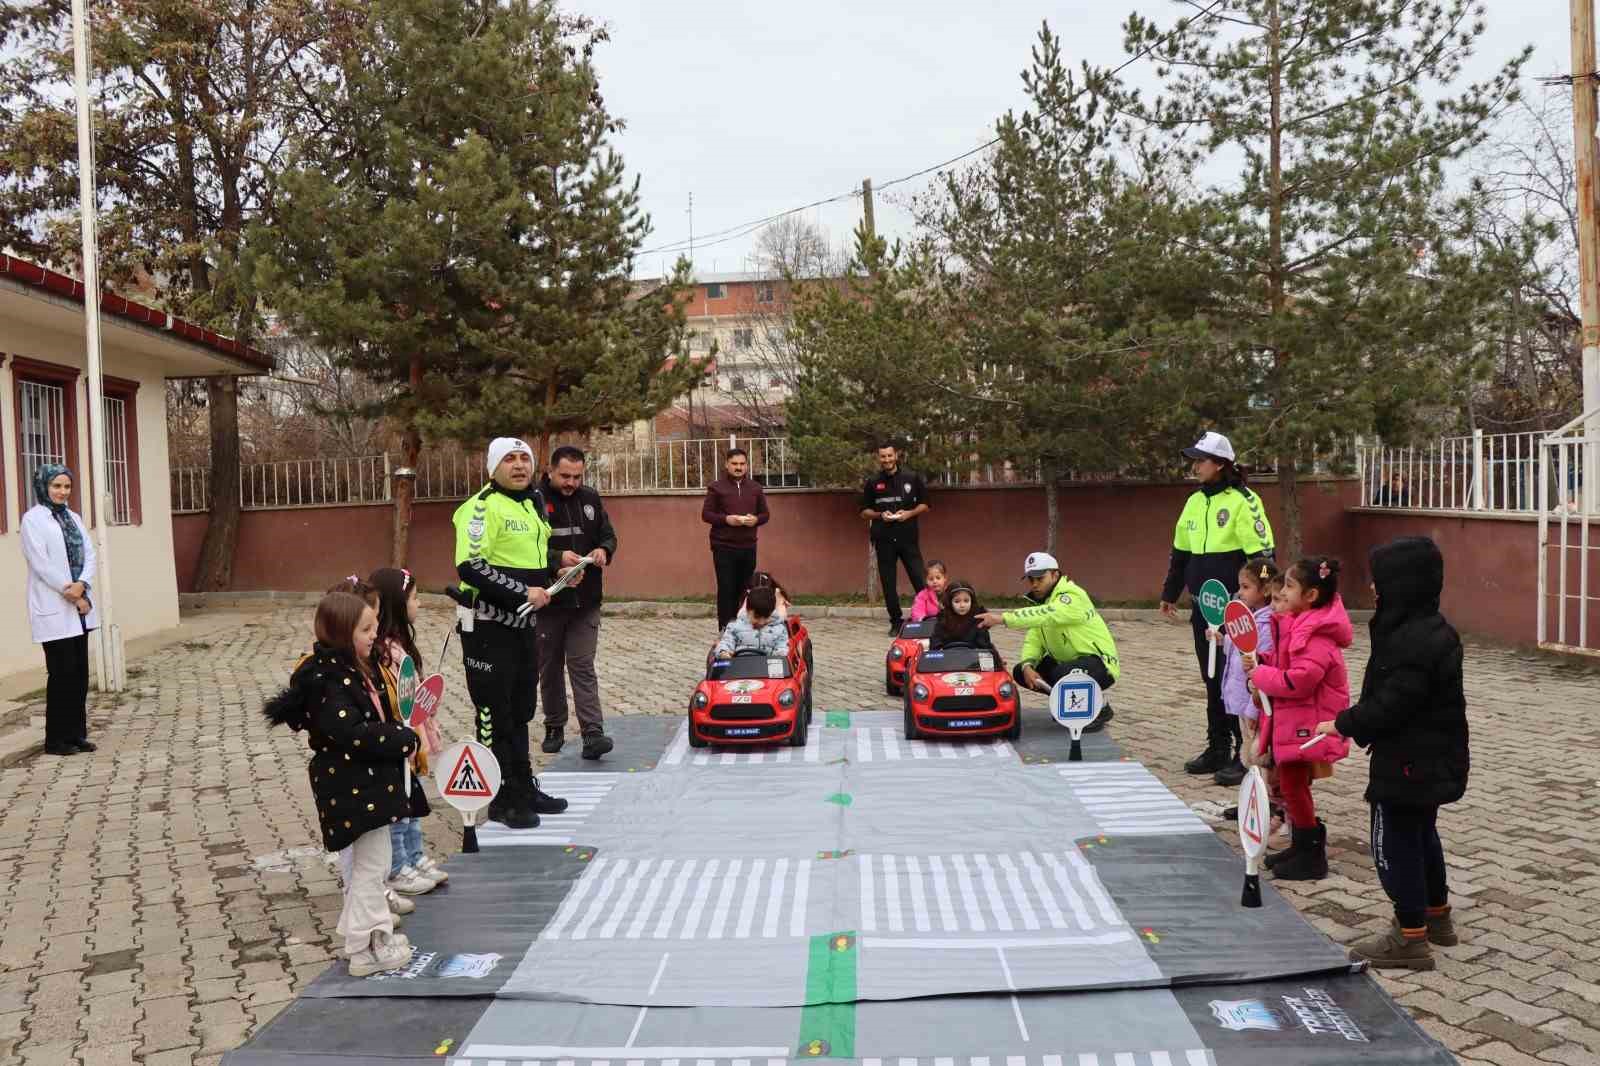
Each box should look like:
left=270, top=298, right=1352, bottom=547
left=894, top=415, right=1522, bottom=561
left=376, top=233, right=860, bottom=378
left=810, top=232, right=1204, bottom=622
left=444, top=746, right=493, bottom=798
left=1240, top=785, right=1264, bottom=848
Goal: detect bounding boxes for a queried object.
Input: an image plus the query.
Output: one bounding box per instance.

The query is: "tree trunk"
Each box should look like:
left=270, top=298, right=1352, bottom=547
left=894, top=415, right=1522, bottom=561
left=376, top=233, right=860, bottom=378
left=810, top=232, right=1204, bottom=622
left=391, top=357, right=424, bottom=567
left=194, top=376, right=241, bottom=591
left=1044, top=476, right=1059, bottom=556
left=865, top=538, right=879, bottom=603
left=1277, top=451, right=1303, bottom=563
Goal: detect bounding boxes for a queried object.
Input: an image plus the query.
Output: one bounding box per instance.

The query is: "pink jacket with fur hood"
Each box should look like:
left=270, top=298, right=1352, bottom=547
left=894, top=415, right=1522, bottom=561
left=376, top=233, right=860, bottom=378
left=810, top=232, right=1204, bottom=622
left=1249, top=596, right=1353, bottom=766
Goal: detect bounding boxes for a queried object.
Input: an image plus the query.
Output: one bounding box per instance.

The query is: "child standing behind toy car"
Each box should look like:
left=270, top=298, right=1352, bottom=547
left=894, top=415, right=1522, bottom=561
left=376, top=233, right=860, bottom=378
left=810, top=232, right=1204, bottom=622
left=715, top=585, right=790, bottom=659
left=910, top=561, right=949, bottom=622
left=929, top=580, right=998, bottom=656
left=1245, top=556, right=1352, bottom=882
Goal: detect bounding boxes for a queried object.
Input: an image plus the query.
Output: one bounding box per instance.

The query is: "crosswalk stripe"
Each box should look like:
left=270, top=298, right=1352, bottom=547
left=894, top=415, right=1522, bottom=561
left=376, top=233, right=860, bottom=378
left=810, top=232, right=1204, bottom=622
left=679, top=858, right=721, bottom=939
left=541, top=856, right=607, bottom=940
left=652, top=859, right=698, bottom=939
left=996, top=854, right=1041, bottom=931
left=883, top=855, right=904, bottom=932
left=1064, top=849, right=1121, bottom=926
left=950, top=853, right=986, bottom=932
left=599, top=858, right=651, bottom=939
left=905, top=855, right=932, bottom=932
left=571, top=858, right=630, bottom=940
left=626, top=859, right=675, bottom=939
left=972, top=854, right=1013, bottom=931
left=735, top=859, right=766, bottom=939
left=1020, top=851, right=1067, bottom=930
left=706, top=859, right=743, bottom=939
left=1040, top=852, right=1094, bottom=931
left=790, top=859, right=811, bottom=937
left=859, top=852, right=877, bottom=932
left=927, top=854, right=959, bottom=931
left=762, top=858, right=789, bottom=939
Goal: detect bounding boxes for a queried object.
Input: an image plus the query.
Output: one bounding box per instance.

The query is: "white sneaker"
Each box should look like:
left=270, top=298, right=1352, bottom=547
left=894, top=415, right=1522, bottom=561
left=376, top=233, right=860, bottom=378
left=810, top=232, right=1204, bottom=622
left=388, top=866, right=435, bottom=896
left=385, top=888, right=415, bottom=915
left=415, top=856, right=449, bottom=884
left=347, top=929, right=413, bottom=977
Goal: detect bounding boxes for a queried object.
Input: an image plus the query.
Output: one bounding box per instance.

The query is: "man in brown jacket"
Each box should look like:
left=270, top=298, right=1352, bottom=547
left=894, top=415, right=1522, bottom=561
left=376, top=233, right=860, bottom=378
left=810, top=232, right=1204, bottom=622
left=701, top=448, right=770, bottom=628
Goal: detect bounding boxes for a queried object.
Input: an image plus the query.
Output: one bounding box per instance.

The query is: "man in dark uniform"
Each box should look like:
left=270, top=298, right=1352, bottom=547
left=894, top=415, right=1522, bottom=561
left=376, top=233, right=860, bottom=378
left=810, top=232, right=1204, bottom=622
left=859, top=442, right=931, bottom=635
left=537, top=445, right=619, bottom=760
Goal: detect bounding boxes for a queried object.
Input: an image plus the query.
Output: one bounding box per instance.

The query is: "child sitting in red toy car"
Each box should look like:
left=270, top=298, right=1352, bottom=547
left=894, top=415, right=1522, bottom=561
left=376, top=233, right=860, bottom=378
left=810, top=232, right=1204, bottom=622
left=930, top=579, right=999, bottom=657
left=715, top=585, right=791, bottom=660
left=737, top=570, right=792, bottom=622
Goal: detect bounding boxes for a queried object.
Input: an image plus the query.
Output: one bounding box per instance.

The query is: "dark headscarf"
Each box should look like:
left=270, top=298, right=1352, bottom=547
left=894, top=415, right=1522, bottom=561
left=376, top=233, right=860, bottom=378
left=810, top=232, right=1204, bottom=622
left=32, top=464, right=85, bottom=581
left=1368, top=536, right=1443, bottom=641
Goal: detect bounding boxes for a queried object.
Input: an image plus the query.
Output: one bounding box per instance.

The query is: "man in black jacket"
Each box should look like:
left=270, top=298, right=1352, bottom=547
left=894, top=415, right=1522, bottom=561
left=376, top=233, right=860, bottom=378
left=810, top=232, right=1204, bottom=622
left=538, top=446, right=619, bottom=760
left=859, top=442, right=930, bottom=635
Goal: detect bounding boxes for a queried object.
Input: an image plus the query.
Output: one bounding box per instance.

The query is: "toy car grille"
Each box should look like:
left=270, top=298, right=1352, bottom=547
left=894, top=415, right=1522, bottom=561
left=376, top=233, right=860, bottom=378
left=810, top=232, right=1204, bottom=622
left=931, top=695, right=999, bottom=712
left=709, top=704, right=777, bottom=721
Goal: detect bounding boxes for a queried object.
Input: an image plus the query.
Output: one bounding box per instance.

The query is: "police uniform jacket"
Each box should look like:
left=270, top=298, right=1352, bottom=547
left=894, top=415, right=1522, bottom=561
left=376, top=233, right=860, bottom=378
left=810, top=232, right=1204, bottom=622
left=1161, top=479, right=1275, bottom=604
left=452, top=483, right=555, bottom=629
left=538, top=476, right=618, bottom=611
left=860, top=468, right=929, bottom=543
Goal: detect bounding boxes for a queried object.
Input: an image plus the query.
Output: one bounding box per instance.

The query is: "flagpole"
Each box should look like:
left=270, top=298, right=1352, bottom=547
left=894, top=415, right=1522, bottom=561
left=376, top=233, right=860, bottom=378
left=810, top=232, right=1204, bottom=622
left=70, top=0, right=123, bottom=692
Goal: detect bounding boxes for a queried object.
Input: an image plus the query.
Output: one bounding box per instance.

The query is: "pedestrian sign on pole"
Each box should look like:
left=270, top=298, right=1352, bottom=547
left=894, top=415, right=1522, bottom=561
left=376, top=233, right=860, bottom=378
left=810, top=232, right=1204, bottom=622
left=433, top=741, right=501, bottom=853
left=1237, top=765, right=1271, bottom=909
left=1048, top=670, right=1102, bottom=763
left=1198, top=579, right=1229, bottom=679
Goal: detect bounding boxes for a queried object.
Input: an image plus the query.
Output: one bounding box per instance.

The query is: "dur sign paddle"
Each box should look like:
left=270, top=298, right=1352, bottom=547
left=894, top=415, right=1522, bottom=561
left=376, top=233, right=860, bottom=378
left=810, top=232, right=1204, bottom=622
left=1237, top=765, right=1271, bottom=908
left=1222, top=600, right=1271, bottom=718
left=1197, top=579, right=1229, bottom=679
left=1049, top=670, right=1102, bottom=762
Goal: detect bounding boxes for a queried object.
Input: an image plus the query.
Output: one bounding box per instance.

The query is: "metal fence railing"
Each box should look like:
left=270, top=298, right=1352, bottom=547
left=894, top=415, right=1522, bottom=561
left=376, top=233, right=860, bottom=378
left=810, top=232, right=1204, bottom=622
left=1357, top=430, right=1549, bottom=514
left=1538, top=409, right=1600, bottom=657
left=587, top=436, right=805, bottom=493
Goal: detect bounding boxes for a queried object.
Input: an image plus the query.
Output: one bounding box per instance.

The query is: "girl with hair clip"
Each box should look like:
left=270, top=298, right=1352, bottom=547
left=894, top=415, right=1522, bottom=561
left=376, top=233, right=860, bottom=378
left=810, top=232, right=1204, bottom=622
left=1245, top=556, right=1352, bottom=881
left=929, top=580, right=998, bottom=656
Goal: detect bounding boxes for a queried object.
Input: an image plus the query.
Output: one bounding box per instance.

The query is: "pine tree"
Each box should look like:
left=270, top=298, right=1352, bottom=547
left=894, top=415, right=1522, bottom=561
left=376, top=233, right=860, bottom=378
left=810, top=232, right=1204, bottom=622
left=1122, top=0, right=1532, bottom=557
left=257, top=0, right=698, bottom=564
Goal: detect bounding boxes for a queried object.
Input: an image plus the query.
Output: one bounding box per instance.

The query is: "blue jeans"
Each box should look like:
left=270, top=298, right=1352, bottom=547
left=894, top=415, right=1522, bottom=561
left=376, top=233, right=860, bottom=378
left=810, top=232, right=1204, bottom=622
left=387, top=818, right=423, bottom=877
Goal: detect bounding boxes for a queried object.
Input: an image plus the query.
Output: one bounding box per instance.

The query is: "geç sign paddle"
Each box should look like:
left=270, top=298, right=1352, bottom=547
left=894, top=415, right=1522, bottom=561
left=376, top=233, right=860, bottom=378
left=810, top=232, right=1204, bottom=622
left=1197, top=579, right=1229, bottom=679
left=1223, top=600, right=1271, bottom=717
left=434, top=741, right=501, bottom=854
left=1049, top=670, right=1102, bottom=763
left=1237, top=765, right=1271, bottom=908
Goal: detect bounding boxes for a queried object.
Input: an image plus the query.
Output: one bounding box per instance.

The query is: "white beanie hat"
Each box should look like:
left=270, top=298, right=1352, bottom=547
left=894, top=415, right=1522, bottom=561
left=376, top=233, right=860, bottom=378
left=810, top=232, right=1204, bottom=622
left=487, top=437, right=533, bottom=476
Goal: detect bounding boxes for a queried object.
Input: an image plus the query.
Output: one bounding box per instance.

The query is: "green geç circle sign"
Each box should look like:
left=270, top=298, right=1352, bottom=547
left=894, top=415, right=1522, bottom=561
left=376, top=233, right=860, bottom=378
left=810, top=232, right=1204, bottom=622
left=1197, top=579, right=1230, bottom=628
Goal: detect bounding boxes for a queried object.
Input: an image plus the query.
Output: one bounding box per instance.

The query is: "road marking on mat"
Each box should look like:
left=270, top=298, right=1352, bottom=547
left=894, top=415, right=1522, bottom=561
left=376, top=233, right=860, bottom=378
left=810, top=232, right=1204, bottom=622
left=855, top=851, right=1125, bottom=935
left=1059, top=764, right=1211, bottom=836
left=660, top=723, right=821, bottom=766
left=542, top=856, right=812, bottom=940
left=477, top=774, right=617, bottom=847
left=853, top=728, right=1015, bottom=763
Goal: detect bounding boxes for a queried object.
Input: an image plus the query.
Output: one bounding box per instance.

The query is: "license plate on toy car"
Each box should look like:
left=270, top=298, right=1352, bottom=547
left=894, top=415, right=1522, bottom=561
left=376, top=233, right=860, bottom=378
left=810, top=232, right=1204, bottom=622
left=948, top=718, right=983, bottom=728
left=954, top=686, right=975, bottom=696
left=732, top=694, right=753, bottom=703
left=725, top=727, right=762, bottom=736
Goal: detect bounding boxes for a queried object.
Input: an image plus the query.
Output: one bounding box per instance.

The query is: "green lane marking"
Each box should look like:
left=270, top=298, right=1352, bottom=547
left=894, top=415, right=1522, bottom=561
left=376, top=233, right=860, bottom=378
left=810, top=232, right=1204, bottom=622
left=797, top=932, right=857, bottom=1058
left=825, top=793, right=852, bottom=807
left=825, top=711, right=851, bottom=729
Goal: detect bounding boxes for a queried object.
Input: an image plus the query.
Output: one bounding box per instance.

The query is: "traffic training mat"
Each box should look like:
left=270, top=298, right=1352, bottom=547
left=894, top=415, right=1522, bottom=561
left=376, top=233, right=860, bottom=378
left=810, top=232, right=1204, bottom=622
left=226, top=705, right=1453, bottom=1066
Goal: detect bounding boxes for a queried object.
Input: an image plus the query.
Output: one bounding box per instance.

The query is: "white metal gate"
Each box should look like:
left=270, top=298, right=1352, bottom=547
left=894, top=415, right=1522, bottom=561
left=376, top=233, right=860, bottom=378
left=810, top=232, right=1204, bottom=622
left=1538, top=409, right=1600, bottom=656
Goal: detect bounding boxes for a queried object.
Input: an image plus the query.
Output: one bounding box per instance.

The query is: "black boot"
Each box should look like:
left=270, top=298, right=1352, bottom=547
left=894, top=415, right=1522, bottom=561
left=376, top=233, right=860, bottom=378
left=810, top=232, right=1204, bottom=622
left=1184, top=745, right=1229, bottom=775
left=541, top=726, right=565, bottom=754
left=528, top=777, right=569, bottom=815
left=1272, top=820, right=1328, bottom=881
left=1083, top=704, right=1115, bottom=733
left=581, top=732, right=614, bottom=760
left=1213, top=754, right=1246, bottom=787
left=495, top=781, right=541, bottom=830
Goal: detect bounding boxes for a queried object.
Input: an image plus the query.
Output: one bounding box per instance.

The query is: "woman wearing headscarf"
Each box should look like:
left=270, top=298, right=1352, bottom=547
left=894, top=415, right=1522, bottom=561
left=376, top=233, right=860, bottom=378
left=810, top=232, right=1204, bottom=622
left=21, top=464, right=98, bottom=756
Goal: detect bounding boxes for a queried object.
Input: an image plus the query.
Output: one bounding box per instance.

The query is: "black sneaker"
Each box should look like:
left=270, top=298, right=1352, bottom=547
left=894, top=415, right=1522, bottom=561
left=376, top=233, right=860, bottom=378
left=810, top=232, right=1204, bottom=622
left=1213, top=757, right=1246, bottom=787
left=73, top=739, right=97, bottom=753
left=528, top=781, right=569, bottom=815
left=541, top=728, right=565, bottom=754
left=498, top=805, right=540, bottom=830
left=1184, top=746, right=1230, bottom=775
left=1083, top=704, right=1115, bottom=733
left=581, top=733, right=614, bottom=760
left=43, top=743, right=80, bottom=757
left=888, top=620, right=902, bottom=636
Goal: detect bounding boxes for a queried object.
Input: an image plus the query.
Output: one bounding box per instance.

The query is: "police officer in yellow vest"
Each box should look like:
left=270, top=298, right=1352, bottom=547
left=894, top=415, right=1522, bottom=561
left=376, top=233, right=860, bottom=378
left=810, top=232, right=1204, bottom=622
left=1158, top=432, right=1274, bottom=785
left=451, top=437, right=573, bottom=829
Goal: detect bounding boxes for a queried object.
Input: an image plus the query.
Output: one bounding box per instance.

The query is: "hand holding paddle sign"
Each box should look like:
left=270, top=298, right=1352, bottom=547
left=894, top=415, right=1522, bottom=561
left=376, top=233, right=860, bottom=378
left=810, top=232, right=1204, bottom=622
left=1197, top=580, right=1229, bottom=679
left=1222, top=601, right=1270, bottom=718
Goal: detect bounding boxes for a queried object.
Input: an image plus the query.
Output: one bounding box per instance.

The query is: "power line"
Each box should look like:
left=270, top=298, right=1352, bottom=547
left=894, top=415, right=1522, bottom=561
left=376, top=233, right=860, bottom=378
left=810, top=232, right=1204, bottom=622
left=637, top=0, right=1230, bottom=261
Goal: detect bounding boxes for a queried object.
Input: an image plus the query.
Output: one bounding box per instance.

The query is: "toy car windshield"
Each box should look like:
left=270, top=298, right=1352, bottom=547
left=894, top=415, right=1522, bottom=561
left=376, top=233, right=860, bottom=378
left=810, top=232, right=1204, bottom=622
left=711, top=651, right=793, bottom=680
left=898, top=619, right=936, bottom=638
left=914, top=647, right=996, bottom=673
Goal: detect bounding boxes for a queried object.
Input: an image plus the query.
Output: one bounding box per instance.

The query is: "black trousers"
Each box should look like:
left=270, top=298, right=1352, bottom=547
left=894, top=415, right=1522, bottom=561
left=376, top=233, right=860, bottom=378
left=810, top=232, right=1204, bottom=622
left=875, top=538, right=926, bottom=624
left=1015, top=654, right=1115, bottom=693
left=42, top=630, right=90, bottom=747
left=1191, top=608, right=1240, bottom=752
left=1371, top=802, right=1449, bottom=929
left=712, top=547, right=758, bottom=629
left=459, top=621, right=537, bottom=800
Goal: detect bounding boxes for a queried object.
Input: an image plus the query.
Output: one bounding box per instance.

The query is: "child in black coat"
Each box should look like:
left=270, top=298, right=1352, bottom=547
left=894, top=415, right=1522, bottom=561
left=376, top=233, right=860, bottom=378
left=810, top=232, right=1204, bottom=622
left=929, top=580, right=998, bottom=658
left=1314, top=536, right=1468, bottom=971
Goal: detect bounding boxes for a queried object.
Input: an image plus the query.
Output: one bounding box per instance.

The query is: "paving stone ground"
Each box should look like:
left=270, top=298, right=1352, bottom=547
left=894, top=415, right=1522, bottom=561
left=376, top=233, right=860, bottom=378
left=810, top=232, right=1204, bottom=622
left=1, top=605, right=1597, bottom=1066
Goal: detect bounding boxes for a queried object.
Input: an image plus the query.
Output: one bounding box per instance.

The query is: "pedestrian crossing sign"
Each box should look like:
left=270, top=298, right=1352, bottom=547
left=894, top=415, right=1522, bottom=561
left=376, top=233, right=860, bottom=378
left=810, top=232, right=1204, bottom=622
left=434, top=741, right=501, bottom=814
left=1049, top=671, right=1102, bottom=733
left=446, top=747, right=493, bottom=796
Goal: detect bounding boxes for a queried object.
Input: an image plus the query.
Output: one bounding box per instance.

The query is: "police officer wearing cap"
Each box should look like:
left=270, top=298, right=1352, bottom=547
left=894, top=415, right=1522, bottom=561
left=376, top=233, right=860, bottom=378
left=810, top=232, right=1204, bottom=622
left=450, top=437, right=573, bottom=829
left=977, top=552, right=1121, bottom=730
left=1159, top=431, right=1275, bottom=784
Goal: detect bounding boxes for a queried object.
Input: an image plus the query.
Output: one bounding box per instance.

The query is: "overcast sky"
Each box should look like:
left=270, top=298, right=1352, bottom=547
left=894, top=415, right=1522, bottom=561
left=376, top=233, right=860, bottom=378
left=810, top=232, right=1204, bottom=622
left=566, top=1, right=1575, bottom=279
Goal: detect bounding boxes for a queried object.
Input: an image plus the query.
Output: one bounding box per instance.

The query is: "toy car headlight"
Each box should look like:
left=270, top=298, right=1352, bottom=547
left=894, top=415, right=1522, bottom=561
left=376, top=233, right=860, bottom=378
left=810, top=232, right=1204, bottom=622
left=778, top=689, right=797, bottom=708
left=999, top=682, right=1016, bottom=699
left=692, top=691, right=709, bottom=709
left=890, top=646, right=904, bottom=660
left=912, top=683, right=930, bottom=702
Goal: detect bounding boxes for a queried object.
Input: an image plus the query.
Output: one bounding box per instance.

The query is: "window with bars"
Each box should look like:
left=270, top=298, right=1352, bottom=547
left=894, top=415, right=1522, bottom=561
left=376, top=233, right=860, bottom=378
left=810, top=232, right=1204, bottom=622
left=102, top=395, right=132, bottom=524
left=19, top=378, right=69, bottom=501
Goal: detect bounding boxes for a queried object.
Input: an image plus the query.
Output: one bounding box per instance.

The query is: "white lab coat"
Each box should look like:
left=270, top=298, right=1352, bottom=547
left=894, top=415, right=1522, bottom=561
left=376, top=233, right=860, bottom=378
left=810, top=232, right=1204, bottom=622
left=21, top=504, right=99, bottom=644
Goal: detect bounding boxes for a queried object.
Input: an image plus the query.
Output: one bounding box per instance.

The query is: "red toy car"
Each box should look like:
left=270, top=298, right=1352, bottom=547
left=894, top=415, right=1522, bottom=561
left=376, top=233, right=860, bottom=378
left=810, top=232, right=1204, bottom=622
left=885, top=618, right=936, bottom=695
left=902, top=644, right=1021, bottom=741
left=688, top=634, right=814, bottom=748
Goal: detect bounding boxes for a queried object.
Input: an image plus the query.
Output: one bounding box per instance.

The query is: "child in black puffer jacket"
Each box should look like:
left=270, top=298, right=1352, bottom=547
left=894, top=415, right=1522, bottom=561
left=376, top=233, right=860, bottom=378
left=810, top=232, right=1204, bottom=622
left=1313, top=536, right=1468, bottom=972
left=264, top=590, right=419, bottom=977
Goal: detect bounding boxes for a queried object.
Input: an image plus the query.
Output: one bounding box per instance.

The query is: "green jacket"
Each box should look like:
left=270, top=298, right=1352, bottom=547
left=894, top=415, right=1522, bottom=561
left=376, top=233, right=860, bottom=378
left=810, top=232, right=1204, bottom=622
left=1003, top=577, right=1121, bottom=681
left=1160, top=483, right=1275, bottom=603
left=452, top=483, right=553, bottom=628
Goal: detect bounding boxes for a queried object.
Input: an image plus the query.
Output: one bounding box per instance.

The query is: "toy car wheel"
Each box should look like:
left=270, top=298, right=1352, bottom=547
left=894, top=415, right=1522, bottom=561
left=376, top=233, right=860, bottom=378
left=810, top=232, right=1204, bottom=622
left=788, top=699, right=809, bottom=747
left=1005, top=709, right=1022, bottom=741
left=885, top=670, right=900, bottom=698
left=687, top=712, right=708, bottom=748
left=804, top=680, right=814, bottom=723
left=903, top=691, right=920, bottom=740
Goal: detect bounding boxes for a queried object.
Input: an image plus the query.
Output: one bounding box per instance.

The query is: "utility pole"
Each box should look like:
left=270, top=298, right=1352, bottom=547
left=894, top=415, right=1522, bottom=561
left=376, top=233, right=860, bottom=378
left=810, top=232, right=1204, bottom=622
left=861, top=178, right=876, bottom=243
left=1574, top=0, right=1600, bottom=509
left=861, top=176, right=880, bottom=604
left=687, top=191, right=695, bottom=273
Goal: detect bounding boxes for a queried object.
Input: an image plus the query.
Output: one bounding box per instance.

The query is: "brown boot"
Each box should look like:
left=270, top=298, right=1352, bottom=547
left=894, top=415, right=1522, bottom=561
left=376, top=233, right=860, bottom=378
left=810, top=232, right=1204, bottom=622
left=1425, top=904, right=1459, bottom=946
left=1348, top=921, right=1435, bottom=971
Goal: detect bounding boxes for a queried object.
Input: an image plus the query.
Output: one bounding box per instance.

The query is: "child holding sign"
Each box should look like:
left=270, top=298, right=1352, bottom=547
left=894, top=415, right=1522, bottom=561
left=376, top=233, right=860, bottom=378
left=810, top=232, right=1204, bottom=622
left=369, top=568, right=448, bottom=894
left=1213, top=560, right=1278, bottom=787
left=1245, top=556, right=1351, bottom=881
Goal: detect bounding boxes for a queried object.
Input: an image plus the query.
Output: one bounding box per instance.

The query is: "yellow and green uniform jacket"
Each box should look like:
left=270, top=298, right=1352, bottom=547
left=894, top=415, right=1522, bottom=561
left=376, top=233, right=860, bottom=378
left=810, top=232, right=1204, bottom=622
left=451, top=483, right=553, bottom=629
left=1161, top=481, right=1275, bottom=605
left=1003, top=577, right=1121, bottom=682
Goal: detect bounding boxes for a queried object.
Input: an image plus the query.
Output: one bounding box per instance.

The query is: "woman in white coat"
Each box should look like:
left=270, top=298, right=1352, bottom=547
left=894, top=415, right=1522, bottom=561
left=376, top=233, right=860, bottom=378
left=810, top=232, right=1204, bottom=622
left=21, top=464, right=98, bottom=756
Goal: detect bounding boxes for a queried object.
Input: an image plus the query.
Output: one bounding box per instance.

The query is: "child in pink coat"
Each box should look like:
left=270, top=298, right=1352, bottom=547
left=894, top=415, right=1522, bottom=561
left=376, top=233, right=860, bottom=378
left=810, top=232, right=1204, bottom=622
left=1246, top=555, right=1352, bottom=882
left=909, top=561, right=949, bottom=622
